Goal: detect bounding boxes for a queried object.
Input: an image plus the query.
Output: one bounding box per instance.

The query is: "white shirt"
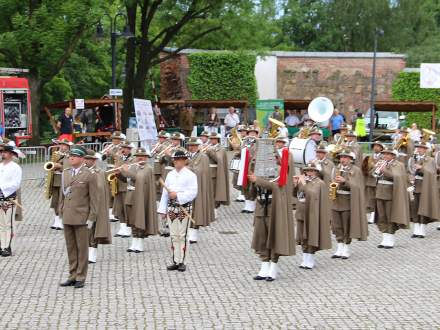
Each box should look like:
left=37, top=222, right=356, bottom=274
left=158, top=167, right=198, bottom=214
left=285, top=115, right=300, bottom=126
left=409, top=129, right=422, bottom=142
left=0, top=161, right=22, bottom=197
left=224, top=113, right=240, bottom=128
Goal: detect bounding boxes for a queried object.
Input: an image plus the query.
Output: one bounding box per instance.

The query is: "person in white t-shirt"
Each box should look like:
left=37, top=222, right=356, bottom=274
left=224, top=107, right=240, bottom=134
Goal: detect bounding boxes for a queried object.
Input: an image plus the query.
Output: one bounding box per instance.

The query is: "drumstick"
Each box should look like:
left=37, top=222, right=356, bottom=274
left=158, top=178, right=195, bottom=224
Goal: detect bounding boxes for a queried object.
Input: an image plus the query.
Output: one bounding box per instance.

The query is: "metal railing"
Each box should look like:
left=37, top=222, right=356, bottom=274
left=18, top=146, right=47, bottom=180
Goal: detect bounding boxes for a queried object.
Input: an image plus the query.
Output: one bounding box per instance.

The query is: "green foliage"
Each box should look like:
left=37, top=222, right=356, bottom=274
left=392, top=72, right=440, bottom=129
left=187, top=52, right=257, bottom=105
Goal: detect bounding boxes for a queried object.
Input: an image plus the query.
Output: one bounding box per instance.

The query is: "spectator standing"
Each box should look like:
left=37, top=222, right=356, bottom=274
left=224, top=107, right=240, bottom=135
left=179, top=104, right=194, bottom=137
left=284, top=110, right=300, bottom=127
left=57, top=107, right=74, bottom=142
left=408, top=123, right=422, bottom=141
left=73, top=115, right=84, bottom=134
left=206, top=107, right=220, bottom=134
left=354, top=112, right=367, bottom=142
left=80, top=107, right=97, bottom=134
left=330, top=109, right=345, bottom=136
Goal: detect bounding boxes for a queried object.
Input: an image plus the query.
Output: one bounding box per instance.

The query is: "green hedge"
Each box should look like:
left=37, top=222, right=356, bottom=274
left=187, top=52, right=257, bottom=106
left=392, top=72, right=440, bottom=129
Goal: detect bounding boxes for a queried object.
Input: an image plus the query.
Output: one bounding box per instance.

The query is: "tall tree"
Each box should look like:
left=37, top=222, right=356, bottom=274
left=122, top=0, right=226, bottom=129
left=0, top=0, right=109, bottom=143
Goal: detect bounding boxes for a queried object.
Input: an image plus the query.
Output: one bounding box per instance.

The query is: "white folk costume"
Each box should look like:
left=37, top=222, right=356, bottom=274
left=158, top=158, right=198, bottom=271
left=0, top=150, right=22, bottom=257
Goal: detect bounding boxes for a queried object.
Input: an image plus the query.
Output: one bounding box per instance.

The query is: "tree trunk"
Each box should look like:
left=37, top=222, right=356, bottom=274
left=28, top=74, right=42, bottom=145
left=122, top=2, right=137, bottom=131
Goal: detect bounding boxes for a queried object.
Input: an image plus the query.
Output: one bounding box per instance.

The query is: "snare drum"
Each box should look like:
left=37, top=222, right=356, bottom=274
left=229, top=158, right=240, bottom=172
left=289, top=137, right=316, bottom=166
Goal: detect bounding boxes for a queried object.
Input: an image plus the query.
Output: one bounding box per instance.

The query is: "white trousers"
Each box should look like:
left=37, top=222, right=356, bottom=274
left=168, top=217, right=190, bottom=264
left=0, top=205, right=15, bottom=249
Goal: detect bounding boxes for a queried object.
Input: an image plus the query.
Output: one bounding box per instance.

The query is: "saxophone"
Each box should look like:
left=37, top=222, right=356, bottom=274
left=44, top=151, right=62, bottom=199
left=329, top=166, right=341, bottom=201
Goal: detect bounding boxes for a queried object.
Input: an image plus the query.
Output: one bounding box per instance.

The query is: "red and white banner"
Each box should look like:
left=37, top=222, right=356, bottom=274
left=237, top=147, right=250, bottom=187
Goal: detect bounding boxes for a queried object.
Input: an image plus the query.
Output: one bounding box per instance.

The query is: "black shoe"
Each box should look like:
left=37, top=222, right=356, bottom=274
left=161, top=233, right=170, bottom=237
left=114, top=234, right=121, bottom=237
left=126, top=248, right=135, bottom=253
left=331, top=255, right=341, bottom=259
left=189, top=240, right=197, bottom=244
left=419, top=235, right=425, bottom=239
left=235, top=199, right=244, bottom=203
left=246, top=211, right=254, bottom=214
left=253, top=275, right=267, bottom=280
left=50, top=225, right=56, bottom=230
left=411, top=234, right=418, bottom=238
left=377, top=244, right=384, bottom=248
left=299, top=265, right=306, bottom=269
left=119, top=235, right=130, bottom=238
left=383, top=246, right=394, bottom=249
left=177, top=263, right=186, bottom=272
left=266, top=277, right=275, bottom=282
left=240, top=210, right=247, bottom=213
left=437, top=227, right=440, bottom=231
left=74, top=281, right=85, bottom=289
left=110, top=218, right=118, bottom=223
left=1, top=248, right=11, bottom=257
left=167, top=263, right=179, bottom=271
left=341, top=256, right=349, bottom=260
left=133, top=250, right=142, bottom=254
left=88, top=260, right=96, bottom=264
left=55, top=227, right=63, bottom=231
left=60, top=279, right=76, bottom=287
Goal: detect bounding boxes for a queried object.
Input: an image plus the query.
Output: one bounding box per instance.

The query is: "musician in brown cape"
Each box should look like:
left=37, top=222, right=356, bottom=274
left=240, top=126, right=259, bottom=213
left=362, top=142, right=385, bottom=224
left=434, top=147, right=440, bottom=230
left=248, top=146, right=295, bottom=281
left=373, top=146, right=410, bottom=248
left=120, top=148, right=158, bottom=253
left=159, top=132, right=185, bottom=168
left=206, top=132, right=231, bottom=209
left=186, top=137, right=215, bottom=243
left=199, top=131, right=210, bottom=148
left=113, top=142, right=134, bottom=238
left=49, top=139, right=72, bottom=230
left=330, top=149, right=368, bottom=259
left=408, top=141, right=440, bottom=238
left=294, top=162, right=331, bottom=269
left=345, top=131, right=363, bottom=168
left=83, top=150, right=112, bottom=264
left=231, top=125, right=248, bottom=202
left=314, top=142, right=335, bottom=186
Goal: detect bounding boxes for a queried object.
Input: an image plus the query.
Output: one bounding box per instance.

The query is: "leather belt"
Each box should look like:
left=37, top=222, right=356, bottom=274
left=336, top=190, right=350, bottom=195
left=378, top=180, right=393, bottom=185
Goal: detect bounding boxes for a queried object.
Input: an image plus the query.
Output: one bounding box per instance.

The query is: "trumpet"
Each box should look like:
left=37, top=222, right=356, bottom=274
left=151, top=140, right=171, bottom=157
left=156, top=144, right=174, bottom=158
left=372, top=160, right=388, bottom=178
left=105, top=160, right=147, bottom=177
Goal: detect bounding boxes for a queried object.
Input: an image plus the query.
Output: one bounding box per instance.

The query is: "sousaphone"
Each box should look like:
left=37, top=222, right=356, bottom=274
left=307, top=97, right=334, bottom=123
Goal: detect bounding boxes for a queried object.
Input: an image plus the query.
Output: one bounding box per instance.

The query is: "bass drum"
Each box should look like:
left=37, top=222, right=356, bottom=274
left=289, top=137, right=316, bottom=166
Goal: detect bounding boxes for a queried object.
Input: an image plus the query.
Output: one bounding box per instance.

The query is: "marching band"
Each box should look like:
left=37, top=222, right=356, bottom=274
left=5, top=98, right=440, bottom=289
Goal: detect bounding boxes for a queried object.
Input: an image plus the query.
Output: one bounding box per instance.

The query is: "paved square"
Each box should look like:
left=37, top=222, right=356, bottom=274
left=1, top=180, right=440, bottom=329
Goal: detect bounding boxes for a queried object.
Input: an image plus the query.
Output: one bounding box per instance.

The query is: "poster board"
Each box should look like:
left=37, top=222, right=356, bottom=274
left=420, top=63, right=440, bottom=88
left=256, top=99, right=284, bottom=131
left=133, top=98, right=157, bottom=149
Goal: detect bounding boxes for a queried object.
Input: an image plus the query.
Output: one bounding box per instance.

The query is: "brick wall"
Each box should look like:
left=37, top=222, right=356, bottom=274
left=277, top=55, right=406, bottom=116
left=160, top=51, right=406, bottom=119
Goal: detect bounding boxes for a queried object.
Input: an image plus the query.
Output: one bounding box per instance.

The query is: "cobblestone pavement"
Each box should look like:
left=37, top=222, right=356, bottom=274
left=1, top=180, right=440, bottom=329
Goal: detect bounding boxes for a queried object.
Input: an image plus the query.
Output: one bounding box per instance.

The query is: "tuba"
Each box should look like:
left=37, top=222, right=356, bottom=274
left=268, top=117, right=285, bottom=138
left=422, top=128, right=436, bottom=143
left=308, top=97, right=334, bottom=123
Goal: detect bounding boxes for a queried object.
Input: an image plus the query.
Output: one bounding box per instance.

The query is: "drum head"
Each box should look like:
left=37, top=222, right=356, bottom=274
left=303, top=140, right=316, bottom=164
